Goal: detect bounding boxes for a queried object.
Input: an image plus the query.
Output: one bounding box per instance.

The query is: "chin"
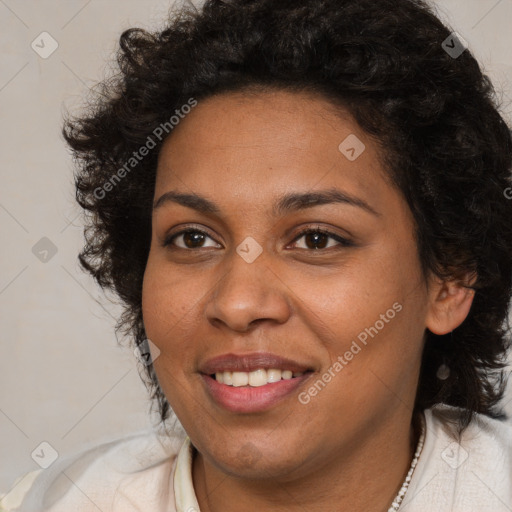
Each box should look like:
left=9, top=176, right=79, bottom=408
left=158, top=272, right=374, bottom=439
left=204, top=439, right=307, bottom=480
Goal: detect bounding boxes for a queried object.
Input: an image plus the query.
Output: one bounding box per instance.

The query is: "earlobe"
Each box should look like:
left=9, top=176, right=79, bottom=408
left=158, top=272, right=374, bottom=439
left=425, top=278, right=476, bottom=335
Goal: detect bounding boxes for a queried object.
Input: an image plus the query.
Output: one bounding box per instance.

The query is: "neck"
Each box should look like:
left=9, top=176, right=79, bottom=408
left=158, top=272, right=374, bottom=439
left=192, top=410, right=421, bottom=512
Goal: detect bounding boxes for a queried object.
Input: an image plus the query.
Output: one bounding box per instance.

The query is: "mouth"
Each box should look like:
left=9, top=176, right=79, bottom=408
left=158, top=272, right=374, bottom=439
left=209, top=368, right=310, bottom=387
left=199, top=352, right=315, bottom=413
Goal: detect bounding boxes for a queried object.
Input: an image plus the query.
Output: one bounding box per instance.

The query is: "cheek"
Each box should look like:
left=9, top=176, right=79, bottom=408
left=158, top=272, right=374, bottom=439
left=292, top=259, right=409, bottom=341
left=141, top=255, right=193, bottom=350
left=293, top=238, right=427, bottom=374
left=141, top=258, right=202, bottom=410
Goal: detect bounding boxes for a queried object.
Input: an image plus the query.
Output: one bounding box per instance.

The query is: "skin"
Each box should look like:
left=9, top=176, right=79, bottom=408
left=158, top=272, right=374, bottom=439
left=142, top=90, right=474, bottom=512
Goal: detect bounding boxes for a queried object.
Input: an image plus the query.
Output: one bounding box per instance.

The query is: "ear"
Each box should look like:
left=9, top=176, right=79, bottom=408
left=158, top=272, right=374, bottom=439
left=425, top=274, right=476, bottom=335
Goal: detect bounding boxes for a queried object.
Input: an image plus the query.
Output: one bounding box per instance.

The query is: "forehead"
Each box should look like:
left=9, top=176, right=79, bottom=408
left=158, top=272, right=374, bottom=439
left=155, top=90, right=394, bottom=215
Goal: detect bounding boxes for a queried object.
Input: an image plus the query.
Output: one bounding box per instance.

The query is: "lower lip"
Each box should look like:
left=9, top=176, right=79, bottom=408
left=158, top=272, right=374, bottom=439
left=201, top=373, right=312, bottom=413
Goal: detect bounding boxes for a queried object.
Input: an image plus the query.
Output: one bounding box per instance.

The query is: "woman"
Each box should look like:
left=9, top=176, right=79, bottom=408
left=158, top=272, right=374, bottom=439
left=3, top=0, right=512, bottom=510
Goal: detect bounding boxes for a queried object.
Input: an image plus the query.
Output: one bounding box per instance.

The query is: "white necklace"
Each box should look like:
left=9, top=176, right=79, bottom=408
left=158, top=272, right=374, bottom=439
left=387, top=413, right=426, bottom=512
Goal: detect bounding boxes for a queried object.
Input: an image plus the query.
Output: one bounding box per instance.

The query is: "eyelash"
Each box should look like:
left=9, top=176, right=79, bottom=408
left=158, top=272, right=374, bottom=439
left=293, top=227, right=353, bottom=249
left=163, top=226, right=353, bottom=251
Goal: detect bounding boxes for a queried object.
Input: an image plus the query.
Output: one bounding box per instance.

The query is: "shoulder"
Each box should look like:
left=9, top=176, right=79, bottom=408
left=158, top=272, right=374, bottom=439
left=0, top=471, right=42, bottom=512
left=427, top=404, right=512, bottom=464
left=1, top=429, right=186, bottom=512
left=403, top=404, right=512, bottom=512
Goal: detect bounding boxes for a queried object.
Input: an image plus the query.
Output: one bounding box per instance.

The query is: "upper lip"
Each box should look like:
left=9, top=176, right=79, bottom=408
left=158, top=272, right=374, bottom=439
left=199, top=352, right=313, bottom=374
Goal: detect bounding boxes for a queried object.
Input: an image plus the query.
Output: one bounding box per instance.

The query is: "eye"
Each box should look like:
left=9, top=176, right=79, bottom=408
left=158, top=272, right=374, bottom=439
left=162, top=226, right=352, bottom=251
left=290, top=227, right=353, bottom=250
left=163, top=228, right=221, bottom=250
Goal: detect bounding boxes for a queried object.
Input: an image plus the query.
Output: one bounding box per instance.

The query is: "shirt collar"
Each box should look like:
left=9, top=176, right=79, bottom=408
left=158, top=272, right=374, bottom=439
left=174, top=436, right=201, bottom=512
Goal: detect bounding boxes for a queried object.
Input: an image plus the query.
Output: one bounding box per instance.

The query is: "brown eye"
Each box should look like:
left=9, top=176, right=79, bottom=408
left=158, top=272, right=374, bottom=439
left=291, top=228, right=353, bottom=250
left=302, top=231, right=330, bottom=249
left=164, top=229, right=220, bottom=250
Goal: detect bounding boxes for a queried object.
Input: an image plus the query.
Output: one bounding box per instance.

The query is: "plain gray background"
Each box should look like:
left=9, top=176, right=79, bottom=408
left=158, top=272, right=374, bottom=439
left=1, top=0, right=511, bottom=495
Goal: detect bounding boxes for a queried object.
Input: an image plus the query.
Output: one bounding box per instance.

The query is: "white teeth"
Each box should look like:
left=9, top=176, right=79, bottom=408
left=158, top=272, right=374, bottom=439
left=214, top=368, right=305, bottom=386
left=248, top=369, right=267, bottom=387
left=232, top=372, right=249, bottom=387
left=267, top=369, right=282, bottom=383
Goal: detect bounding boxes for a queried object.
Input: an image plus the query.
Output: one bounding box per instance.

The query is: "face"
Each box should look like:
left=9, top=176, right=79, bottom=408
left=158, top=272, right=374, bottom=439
left=142, top=90, right=437, bottom=479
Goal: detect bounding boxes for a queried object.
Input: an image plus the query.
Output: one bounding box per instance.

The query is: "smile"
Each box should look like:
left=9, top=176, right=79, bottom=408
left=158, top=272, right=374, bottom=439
left=213, top=368, right=305, bottom=387
left=199, top=352, right=315, bottom=413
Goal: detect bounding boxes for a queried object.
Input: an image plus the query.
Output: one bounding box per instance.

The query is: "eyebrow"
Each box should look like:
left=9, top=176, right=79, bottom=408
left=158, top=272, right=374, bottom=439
left=153, top=188, right=380, bottom=217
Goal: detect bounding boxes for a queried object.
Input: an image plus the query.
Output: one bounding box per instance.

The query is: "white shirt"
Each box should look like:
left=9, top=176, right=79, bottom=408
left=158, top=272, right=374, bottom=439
left=2, top=405, right=511, bottom=511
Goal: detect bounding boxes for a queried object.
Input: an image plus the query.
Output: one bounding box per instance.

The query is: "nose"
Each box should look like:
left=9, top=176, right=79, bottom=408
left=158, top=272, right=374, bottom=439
left=205, top=251, right=292, bottom=332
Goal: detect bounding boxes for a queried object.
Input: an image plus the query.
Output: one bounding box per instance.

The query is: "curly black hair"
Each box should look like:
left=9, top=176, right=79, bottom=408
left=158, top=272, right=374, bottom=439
left=63, top=0, right=512, bottom=432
